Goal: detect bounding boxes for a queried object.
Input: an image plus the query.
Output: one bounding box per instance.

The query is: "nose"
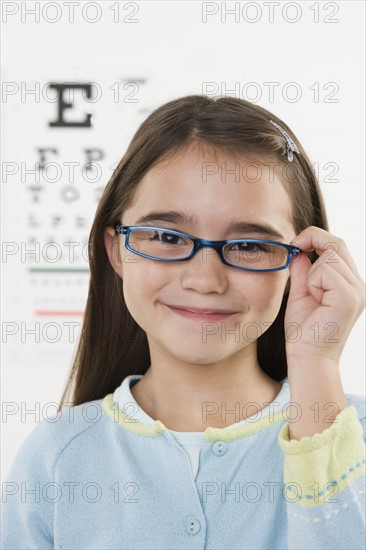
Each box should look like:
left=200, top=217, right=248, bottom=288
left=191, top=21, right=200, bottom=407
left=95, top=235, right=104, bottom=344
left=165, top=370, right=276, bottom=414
left=181, top=246, right=229, bottom=293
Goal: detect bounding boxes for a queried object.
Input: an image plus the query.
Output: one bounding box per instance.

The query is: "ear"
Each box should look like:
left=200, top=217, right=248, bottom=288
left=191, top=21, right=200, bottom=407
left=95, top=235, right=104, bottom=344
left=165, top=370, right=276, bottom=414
left=104, top=226, right=123, bottom=279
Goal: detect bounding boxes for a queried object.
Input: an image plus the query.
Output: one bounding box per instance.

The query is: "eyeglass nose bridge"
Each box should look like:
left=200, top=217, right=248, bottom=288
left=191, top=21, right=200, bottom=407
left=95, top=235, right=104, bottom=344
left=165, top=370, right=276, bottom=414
left=190, top=238, right=228, bottom=264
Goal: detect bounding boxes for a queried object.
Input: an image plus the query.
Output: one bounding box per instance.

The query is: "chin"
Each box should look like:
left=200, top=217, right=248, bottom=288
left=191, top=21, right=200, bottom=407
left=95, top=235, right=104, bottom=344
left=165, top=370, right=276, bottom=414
left=168, top=347, right=236, bottom=366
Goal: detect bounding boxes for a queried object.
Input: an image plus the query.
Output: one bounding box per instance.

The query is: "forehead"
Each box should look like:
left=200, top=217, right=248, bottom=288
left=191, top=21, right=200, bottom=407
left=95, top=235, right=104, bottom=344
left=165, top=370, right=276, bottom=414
left=124, top=143, right=295, bottom=238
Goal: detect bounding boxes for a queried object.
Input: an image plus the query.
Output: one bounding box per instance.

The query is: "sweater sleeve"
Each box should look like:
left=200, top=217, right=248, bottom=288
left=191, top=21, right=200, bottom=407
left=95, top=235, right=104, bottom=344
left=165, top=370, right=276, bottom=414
left=1, top=419, right=55, bottom=550
left=278, top=404, right=366, bottom=550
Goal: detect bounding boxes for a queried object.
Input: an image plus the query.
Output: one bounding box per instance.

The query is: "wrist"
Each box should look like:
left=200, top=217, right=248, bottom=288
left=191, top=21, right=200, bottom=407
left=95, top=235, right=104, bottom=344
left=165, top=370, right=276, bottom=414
left=286, top=358, right=348, bottom=440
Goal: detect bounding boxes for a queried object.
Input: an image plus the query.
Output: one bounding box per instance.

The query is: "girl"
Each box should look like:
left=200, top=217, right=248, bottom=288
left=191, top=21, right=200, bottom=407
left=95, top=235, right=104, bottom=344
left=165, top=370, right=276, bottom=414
left=2, top=95, right=365, bottom=550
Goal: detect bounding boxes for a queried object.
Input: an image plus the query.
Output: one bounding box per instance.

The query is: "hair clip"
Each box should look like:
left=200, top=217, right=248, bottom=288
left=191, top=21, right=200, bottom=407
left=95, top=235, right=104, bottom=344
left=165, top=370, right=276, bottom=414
left=270, top=120, right=300, bottom=162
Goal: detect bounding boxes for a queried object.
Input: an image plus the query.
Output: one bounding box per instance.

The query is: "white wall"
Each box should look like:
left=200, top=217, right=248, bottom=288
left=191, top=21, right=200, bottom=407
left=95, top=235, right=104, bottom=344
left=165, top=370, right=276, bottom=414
left=2, top=0, right=365, bottom=480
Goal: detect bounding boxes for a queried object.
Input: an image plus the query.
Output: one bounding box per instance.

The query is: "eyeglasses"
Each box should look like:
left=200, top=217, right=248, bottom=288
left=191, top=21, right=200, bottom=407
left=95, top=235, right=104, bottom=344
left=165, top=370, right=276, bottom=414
left=115, top=225, right=301, bottom=273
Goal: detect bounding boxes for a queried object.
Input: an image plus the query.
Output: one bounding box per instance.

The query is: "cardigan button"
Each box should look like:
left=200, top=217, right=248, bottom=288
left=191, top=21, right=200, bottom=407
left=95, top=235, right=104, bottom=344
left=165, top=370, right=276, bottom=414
left=185, top=517, right=201, bottom=535
left=212, top=440, right=228, bottom=456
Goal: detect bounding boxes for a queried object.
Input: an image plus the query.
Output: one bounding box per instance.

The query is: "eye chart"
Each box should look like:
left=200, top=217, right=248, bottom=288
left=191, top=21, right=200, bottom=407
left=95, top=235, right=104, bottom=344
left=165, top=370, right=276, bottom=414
left=2, top=64, right=155, bottom=368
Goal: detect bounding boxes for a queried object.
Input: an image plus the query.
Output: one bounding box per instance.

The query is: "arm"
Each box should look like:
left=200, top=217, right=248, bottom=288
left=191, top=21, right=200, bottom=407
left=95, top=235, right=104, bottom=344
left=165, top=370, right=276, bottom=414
left=281, top=226, right=366, bottom=548
left=278, top=402, right=365, bottom=550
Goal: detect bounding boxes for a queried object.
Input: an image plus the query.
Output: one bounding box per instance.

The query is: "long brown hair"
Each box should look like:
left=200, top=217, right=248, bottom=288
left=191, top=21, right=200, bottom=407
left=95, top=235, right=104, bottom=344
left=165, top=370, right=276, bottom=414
left=58, top=95, right=328, bottom=411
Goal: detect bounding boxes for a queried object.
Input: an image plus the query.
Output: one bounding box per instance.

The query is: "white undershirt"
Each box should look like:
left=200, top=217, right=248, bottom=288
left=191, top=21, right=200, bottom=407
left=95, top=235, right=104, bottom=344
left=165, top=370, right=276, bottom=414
left=114, top=374, right=291, bottom=479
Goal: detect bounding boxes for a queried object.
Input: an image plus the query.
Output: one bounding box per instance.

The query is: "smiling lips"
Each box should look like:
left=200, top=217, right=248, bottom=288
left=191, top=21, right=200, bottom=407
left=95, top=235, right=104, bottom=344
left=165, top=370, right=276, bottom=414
left=168, top=305, right=238, bottom=314
left=165, top=304, right=239, bottom=321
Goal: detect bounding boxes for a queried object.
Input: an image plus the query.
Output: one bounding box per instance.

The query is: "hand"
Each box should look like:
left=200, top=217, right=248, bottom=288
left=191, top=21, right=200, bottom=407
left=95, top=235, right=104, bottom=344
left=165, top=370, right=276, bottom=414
left=284, top=226, right=365, bottom=366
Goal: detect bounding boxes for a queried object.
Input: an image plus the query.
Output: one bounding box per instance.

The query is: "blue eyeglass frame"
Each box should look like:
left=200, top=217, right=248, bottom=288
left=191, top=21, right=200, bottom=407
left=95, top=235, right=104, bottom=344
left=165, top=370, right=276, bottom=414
left=115, top=225, right=301, bottom=273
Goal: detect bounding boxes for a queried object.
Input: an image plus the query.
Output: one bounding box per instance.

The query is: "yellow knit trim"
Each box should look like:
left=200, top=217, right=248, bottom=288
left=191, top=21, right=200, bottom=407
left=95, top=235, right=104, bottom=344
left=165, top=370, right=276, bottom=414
left=203, top=408, right=286, bottom=441
left=103, top=393, right=287, bottom=440
left=278, top=405, right=366, bottom=509
left=103, top=394, right=167, bottom=437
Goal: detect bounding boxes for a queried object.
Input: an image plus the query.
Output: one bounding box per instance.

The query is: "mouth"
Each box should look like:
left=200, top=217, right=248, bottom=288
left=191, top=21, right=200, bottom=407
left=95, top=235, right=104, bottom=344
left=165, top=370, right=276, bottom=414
left=164, top=304, right=239, bottom=321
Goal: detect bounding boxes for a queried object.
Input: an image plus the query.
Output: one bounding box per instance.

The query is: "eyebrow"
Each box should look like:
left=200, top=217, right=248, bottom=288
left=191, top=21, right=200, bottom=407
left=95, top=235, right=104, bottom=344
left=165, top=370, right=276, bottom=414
left=133, top=210, right=285, bottom=240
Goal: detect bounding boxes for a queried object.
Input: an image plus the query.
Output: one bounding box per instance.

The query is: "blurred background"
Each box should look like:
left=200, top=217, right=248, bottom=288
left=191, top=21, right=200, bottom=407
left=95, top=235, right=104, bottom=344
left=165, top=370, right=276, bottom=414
left=2, top=0, right=365, bottom=479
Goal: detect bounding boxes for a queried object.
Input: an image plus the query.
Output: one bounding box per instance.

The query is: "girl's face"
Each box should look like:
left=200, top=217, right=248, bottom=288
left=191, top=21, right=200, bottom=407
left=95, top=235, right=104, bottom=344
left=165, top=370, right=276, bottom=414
left=105, top=143, right=297, bottom=366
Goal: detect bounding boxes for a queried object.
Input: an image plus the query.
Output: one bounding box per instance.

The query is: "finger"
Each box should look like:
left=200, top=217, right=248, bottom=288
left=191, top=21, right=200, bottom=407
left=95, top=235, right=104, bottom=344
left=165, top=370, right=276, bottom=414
left=290, top=226, right=361, bottom=279
left=310, top=250, right=359, bottom=287
left=289, top=250, right=362, bottom=309
left=288, top=252, right=313, bottom=301
left=306, top=261, right=363, bottom=316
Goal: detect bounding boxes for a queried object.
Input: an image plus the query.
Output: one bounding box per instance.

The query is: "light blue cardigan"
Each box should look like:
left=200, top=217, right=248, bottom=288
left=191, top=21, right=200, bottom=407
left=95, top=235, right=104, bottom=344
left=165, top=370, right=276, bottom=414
left=1, top=388, right=365, bottom=549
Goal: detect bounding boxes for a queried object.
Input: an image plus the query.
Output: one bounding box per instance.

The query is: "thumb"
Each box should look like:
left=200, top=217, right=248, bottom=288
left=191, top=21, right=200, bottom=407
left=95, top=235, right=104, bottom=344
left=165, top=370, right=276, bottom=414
left=287, top=252, right=312, bottom=302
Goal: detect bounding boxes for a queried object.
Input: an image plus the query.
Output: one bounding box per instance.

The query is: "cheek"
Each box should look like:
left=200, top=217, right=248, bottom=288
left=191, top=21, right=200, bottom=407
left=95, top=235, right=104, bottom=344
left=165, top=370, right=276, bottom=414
left=120, top=253, right=167, bottom=306
left=120, top=267, right=149, bottom=330
left=246, top=273, right=288, bottom=313
left=121, top=261, right=171, bottom=334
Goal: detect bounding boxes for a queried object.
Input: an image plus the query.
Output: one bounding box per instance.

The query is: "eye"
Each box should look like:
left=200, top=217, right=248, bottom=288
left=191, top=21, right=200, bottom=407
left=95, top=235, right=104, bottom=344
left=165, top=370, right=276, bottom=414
left=229, top=241, right=266, bottom=253
left=151, top=231, right=187, bottom=245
